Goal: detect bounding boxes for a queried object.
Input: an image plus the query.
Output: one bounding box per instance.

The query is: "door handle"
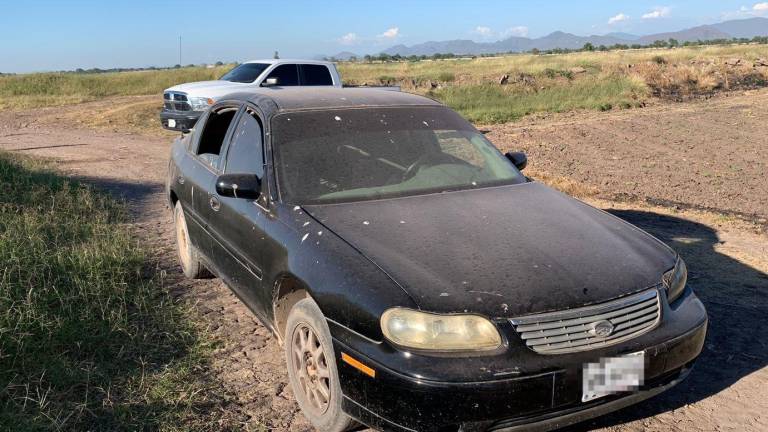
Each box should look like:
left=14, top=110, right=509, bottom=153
left=209, top=196, right=221, bottom=212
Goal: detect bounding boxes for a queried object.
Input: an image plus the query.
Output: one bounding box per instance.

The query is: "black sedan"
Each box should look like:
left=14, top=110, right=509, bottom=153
left=165, top=88, right=707, bottom=432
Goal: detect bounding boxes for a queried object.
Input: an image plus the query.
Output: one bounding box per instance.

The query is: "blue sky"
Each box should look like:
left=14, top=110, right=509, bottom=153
left=1, top=0, right=766, bottom=73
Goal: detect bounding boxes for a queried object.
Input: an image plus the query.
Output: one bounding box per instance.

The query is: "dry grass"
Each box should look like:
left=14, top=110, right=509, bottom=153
left=525, top=167, right=599, bottom=198
left=2, top=45, right=767, bottom=131
left=0, top=66, right=231, bottom=110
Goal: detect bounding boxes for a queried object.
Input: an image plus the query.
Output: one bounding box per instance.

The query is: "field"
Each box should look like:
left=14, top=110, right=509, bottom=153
left=1, top=45, right=767, bottom=431
left=1, top=44, right=767, bottom=127
left=1, top=83, right=767, bottom=431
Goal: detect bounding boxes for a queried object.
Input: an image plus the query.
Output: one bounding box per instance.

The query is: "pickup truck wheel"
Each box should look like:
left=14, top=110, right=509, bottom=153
left=285, top=298, right=356, bottom=432
left=173, top=201, right=210, bottom=279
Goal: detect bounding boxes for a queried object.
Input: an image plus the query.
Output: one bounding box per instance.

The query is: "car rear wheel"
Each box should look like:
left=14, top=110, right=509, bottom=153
left=285, top=298, right=356, bottom=432
left=173, top=201, right=210, bottom=279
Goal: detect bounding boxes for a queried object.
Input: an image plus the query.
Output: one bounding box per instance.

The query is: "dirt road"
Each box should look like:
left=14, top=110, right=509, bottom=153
left=1, top=91, right=766, bottom=431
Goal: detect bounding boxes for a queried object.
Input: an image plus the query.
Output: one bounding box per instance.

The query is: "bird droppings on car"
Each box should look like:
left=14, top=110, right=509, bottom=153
left=301, top=233, right=309, bottom=243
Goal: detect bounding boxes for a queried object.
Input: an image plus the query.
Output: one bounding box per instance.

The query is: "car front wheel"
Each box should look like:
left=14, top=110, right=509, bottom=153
left=285, top=298, right=356, bottom=432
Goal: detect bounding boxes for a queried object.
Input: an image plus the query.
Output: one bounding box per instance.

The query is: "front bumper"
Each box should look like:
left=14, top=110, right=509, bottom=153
left=160, top=110, right=202, bottom=132
left=329, top=288, right=707, bottom=432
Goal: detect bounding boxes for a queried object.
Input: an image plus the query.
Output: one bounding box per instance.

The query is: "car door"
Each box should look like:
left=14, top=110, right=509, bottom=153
left=186, top=103, right=242, bottom=263
left=298, top=64, right=334, bottom=86
left=262, top=64, right=299, bottom=86
left=204, top=106, right=271, bottom=317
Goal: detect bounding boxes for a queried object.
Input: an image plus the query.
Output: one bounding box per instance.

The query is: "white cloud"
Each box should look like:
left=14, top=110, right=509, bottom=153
left=338, top=33, right=359, bottom=45
left=473, top=26, right=493, bottom=37
left=503, top=26, right=530, bottom=37
left=608, top=13, right=630, bottom=25
left=379, top=27, right=400, bottom=39
left=722, top=3, right=768, bottom=19
left=642, top=6, right=671, bottom=19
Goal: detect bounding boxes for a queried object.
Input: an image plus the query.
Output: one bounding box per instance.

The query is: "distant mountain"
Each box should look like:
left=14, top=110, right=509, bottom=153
left=636, top=25, right=731, bottom=45
left=343, top=17, right=768, bottom=58
left=331, top=51, right=360, bottom=61
left=605, top=32, right=641, bottom=41
left=378, top=32, right=628, bottom=57
left=711, top=17, right=768, bottom=39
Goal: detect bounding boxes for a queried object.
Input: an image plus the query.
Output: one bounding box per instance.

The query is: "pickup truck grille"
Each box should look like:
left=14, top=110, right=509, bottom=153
left=509, top=288, right=661, bottom=355
left=163, top=92, right=191, bottom=111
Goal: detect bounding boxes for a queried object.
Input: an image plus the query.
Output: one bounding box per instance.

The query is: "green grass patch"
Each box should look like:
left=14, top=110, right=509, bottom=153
left=0, top=152, right=228, bottom=431
left=429, top=76, right=648, bottom=123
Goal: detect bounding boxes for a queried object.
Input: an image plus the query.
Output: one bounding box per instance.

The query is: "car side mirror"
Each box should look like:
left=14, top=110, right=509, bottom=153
left=262, top=77, right=278, bottom=87
left=216, top=173, right=261, bottom=200
left=505, top=152, right=527, bottom=171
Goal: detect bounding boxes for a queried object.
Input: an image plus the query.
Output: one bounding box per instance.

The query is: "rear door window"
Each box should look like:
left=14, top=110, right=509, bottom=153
left=196, top=106, right=240, bottom=170
left=264, top=64, right=299, bottom=86
left=224, top=109, right=265, bottom=178
left=299, top=64, right=333, bottom=86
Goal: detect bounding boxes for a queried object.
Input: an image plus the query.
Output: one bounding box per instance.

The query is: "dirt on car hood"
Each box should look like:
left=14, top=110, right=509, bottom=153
left=303, top=182, right=676, bottom=318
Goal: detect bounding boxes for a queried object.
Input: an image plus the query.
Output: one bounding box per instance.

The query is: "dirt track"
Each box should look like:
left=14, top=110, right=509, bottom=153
left=1, top=91, right=767, bottom=431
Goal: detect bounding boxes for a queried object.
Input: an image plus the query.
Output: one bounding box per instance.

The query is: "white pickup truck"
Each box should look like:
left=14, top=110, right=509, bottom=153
left=160, top=59, right=342, bottom=131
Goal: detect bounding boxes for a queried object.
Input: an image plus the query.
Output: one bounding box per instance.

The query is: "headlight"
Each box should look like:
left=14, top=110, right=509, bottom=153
left=381, top=308, right=501, bottom=351
left=663, top=257, right=687, bottom=303
left=189, top=96, right=214, bottom=111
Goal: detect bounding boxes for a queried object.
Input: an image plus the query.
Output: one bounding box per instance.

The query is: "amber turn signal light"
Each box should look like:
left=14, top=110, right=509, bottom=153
left=341, top=352, right=375, bottom=378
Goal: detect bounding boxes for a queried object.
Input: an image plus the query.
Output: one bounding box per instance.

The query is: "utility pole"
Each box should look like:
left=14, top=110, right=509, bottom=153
left=178, top=35, right=182, bottom=66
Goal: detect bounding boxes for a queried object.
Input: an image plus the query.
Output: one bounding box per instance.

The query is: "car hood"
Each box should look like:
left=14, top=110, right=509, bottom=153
left=165, top=80, right=252, bottom=98
left=303, top=182, right=675, bottom=318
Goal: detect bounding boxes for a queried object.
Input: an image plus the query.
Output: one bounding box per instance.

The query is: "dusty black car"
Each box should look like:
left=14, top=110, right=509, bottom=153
left=166, top=88, right=707, bottom=432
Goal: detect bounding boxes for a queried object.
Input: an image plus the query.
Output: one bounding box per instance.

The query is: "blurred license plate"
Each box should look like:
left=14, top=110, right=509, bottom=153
left=582, top=351, right=645, bottom=402
left=168, top=119, right=176, bottom=128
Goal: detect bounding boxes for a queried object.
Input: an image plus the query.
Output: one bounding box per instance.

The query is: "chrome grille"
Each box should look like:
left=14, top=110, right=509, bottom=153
left=510, top=288, right=661, bottom=355
left=163, top=91, right=191, bottom=111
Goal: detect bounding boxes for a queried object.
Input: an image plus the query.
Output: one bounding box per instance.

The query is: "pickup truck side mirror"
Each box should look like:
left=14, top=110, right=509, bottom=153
left=216, top=173, right=261, bottom=200
left=505, top=152, right=528, bottom=171
left=262, top=77, right=279, bottom=87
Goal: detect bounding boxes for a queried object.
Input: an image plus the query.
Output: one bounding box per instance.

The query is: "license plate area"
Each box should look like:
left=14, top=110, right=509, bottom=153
left=582, top=351, right=645, bottom=402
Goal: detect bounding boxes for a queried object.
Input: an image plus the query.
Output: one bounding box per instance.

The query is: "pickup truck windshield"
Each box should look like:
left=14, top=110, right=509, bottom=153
left=272, top=107, right=525, bottom=204
left=220, top=63, right=270, bottom=83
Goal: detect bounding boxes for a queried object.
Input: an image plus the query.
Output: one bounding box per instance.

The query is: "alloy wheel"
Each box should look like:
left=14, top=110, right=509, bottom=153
left=291, top=323, right=332, bottom=414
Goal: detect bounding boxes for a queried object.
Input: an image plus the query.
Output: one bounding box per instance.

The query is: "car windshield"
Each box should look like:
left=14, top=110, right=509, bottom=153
left=219, top=63, right=270, bottom=83
left=272, top=106, right=526, bottom=204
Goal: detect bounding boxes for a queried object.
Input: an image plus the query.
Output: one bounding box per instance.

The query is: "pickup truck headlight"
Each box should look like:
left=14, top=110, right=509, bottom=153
left=663, top=257, right=687, bottom=303
left=381, top=308, right=501, bottom=351
left=189, top=96, right=214, bottom=111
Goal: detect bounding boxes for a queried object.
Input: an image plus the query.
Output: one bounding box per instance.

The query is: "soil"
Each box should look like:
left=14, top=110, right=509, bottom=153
left=484, top=88, right=768, bottom=227
left=1, top=90, right=766, bottom=432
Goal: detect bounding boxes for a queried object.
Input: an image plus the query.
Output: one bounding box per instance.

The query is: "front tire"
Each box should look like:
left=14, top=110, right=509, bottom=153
left=285, top=298, right=355, bottom=432
left=173, top=201, right=210, bottom=279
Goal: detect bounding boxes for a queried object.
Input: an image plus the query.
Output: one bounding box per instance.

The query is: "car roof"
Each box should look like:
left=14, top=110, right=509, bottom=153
left=243, top=59, right=335, bottom=66
left=222, top=88, right=443, bottom=114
